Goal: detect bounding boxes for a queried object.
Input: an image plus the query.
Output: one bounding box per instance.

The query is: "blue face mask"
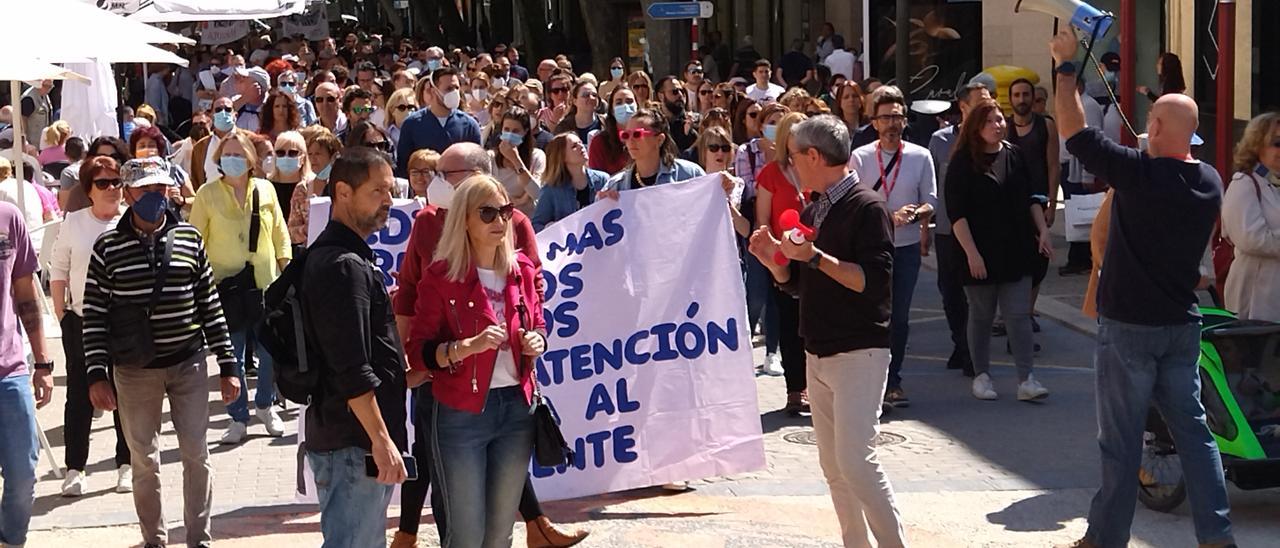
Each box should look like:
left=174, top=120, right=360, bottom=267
left=213, top=110, right=235, bottom=132
left=132, top=190, right=169, bottom=223
left=427, top=59, right=442, bottom=72
left=610, top=67, right=624, bottom=80
left=316, top=162, right=333, bottom=181
left=499, top=131, right=524, bottom=146
left=279, top=82, right=296, bottom=94
left=220, top=156, right=250, bottom=178
left=613, top=103, right=637, bottom=125
left=275, top=156, right=301, bottom=174
left=762, top=123, right=779, bottom=142
left=121, top=121, right=136, bottom=141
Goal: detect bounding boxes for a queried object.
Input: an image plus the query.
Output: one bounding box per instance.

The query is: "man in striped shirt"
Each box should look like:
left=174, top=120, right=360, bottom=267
left=81, top=158, right=240, bottom=548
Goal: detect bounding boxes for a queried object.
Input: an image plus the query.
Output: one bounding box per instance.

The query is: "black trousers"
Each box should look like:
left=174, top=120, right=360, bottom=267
left=62, top=312, right=130, bottom=471
left=771, top=285, right=807, bottom=393
left=934, top=234, right=973, bottom=369
left=399, top=387, right=544, bottom=536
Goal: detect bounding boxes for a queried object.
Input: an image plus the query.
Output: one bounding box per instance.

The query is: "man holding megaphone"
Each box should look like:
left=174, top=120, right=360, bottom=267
left=747, top=114, right=905, bottom=548
left=1049, top=30, right=1236, bottom=548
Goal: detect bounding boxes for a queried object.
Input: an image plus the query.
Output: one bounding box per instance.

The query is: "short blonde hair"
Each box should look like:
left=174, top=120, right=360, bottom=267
left=135, top=104, right=157, bottom=124
left=385, top=88, right=417, bottom=127
left=433, top=175, right=516, bottom=282
left=41, top=121, right=71, bottom=148
left=269, top=131, right=313, bottom=180
left=1233, top=112, right=1280, bottom=173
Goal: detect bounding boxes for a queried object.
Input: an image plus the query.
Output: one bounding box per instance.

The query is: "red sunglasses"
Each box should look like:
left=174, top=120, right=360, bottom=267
left=618, top=128, right=660, bottom=140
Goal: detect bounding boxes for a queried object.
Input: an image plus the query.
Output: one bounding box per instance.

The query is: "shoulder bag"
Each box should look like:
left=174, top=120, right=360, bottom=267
left=515, top=270, right=575, bottom=467
left=107, top=230, right=174, bottom=368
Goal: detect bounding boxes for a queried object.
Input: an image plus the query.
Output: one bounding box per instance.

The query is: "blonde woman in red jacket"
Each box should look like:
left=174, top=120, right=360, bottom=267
left=407, top=175, right=548, bottom=548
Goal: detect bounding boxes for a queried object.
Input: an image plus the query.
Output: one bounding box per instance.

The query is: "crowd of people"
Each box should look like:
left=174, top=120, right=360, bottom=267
left=0, top=19, right=1272, bottom=548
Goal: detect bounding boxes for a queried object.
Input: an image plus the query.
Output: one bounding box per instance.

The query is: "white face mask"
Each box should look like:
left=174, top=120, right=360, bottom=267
left=441, top=89, right=462, bottom=110
left=473, top=88, right=488, bottom=101
left=427, top=175, right=456, bottom=207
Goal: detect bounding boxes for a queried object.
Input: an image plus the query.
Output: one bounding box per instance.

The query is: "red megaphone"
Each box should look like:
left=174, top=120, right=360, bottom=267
left=772, top=209, right=815, bottom=266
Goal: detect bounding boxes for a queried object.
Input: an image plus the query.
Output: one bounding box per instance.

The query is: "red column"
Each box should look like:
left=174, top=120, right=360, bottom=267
left=1119, top=0, right=1136, bottom=146
left=1216, top=1, right=1236, bottom=183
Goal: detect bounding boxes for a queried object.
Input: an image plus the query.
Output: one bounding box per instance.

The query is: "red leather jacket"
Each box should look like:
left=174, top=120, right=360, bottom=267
left=406, top=253, right=545, bottom=413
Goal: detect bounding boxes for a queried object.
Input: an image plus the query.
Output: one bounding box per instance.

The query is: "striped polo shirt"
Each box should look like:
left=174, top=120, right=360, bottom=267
left=82, top=210, right=237, bottom=384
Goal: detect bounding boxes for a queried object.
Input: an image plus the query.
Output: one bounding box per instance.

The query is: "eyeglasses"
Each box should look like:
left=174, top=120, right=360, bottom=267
left=632, top=84, right=650, bottom=91
left=394, top=104, right=417, bottom=112
left=314, top=96, right=339, bottom=104
left=275, top=149, right=303, bottom=157
left=352, top=105, right=376, bottom=115
left=550, top=87, right=569, bottom=95
left=699, top=90, right=713, bottom=96
left=478, top=203, right=515, bottom=224
left=688, top=68, right=704, bottom=75
left=706, top=144, right=732, bottom=153
left=92, top=178, right=123, bottom=190
left=874, top=114, right=908, bottom=123
left=213, top=106, right=234, bottom=113
left=408, top=169, right=432, bottom=178
left=435, top=168, right=477, bottom=180
left=618, top=128, right=660, bottom=140
left=366, top=140, right=392, bottom=152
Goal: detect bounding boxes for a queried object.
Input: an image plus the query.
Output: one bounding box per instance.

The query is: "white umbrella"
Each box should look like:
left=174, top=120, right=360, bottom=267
left=0, top=59, right=90, bottom=84
left=131, top=0, right=306, bottom=23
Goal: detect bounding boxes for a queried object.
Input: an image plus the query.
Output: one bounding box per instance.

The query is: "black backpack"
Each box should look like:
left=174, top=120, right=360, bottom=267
left=258, top=246, right=322, bottom=405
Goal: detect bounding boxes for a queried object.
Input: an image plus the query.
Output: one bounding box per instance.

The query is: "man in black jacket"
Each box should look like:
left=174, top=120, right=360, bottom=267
left=302, top=147, right=408, bottom=546
left=747, top=115, right=906, bottom=548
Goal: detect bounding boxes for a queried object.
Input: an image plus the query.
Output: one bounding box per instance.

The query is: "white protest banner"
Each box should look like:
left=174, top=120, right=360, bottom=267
left=530, top=177, right=765, bottom=500
left=200, top=20, right=250, bottom=45
left=306, top=197, right=423, bottom=288
left=281, top=3, right=329, bottom=41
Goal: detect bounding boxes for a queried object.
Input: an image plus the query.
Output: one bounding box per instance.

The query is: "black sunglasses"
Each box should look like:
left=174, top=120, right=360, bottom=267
left=314, top=96, right=339, bottom=104
left=394, top=104, right=416, bottom=112
left=706, top=144, right=732, bottom=153
left=367, top=140, right=392, bottom=152
left=93, top=178, right=124, bottom=190
left=213, top=106, right=234, bottom=113
left=275, top=149, right=303, bottom=157
left=478, top=204, right=515, bottom=224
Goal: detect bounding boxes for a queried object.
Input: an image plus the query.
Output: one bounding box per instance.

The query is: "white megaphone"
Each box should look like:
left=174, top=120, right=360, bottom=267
left=1016, top=0, right=1114, bottom=39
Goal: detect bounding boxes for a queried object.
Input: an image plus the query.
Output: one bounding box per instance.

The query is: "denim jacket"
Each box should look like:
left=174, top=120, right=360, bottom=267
left=531, top=168, right=610, bottom=231
left=604, top=158, right=706, bottom=192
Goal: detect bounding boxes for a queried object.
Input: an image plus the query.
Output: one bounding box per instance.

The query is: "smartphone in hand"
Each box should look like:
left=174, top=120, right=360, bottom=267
left=366, top=453, right=418, bottom=481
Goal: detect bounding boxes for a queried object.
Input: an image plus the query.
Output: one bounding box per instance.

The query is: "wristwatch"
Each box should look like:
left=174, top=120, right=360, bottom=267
left=34, top=361, right=54, bottom=372
left=806, top=250, right=823, bottom=270
left=1056, top=62, right=1077, bottom=76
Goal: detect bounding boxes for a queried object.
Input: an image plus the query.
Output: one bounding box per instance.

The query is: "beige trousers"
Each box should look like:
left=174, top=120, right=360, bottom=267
left=114, top=353, right=213, bottom=547
left=807, top=348, right=907, bottom=548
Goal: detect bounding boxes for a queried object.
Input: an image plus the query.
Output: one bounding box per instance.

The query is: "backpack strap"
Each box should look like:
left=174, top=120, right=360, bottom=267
left=248, top=186, right=261, bottom=254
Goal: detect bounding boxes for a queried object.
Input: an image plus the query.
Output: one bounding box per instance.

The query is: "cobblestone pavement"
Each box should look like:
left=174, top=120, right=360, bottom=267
left=20, top=263, right=1280, bottom=547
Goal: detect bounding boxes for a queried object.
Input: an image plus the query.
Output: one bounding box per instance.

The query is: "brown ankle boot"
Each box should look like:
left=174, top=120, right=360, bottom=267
left=390, top=530, right=419, bottom=548
left=526, top=515, right=589, bottom=548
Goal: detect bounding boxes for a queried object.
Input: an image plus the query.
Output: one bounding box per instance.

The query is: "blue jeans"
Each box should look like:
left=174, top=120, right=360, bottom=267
left=888, top=244, right=921, bottom=389
left=1085, top=317, right=1233, bottom=547
left=745, top=253, right=779, bottom=354
left=0, top=374, right=38, bottom=546
left=431, top=387, right=533, bottom=548
left=308, top=446, right=395, bottom=548
left=226, top=328, right=276, bottom=423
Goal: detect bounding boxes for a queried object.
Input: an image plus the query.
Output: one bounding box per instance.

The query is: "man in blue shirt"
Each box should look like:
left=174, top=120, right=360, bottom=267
left=1050, top=31, right=1234, bottom=548
left=395, top=67, right=481, bottom=178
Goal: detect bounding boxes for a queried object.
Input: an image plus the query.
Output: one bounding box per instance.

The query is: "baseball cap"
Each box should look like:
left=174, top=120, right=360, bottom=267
left=121, top=157, right=173, bottom=188
left=243, top=67, right=271, bottom=94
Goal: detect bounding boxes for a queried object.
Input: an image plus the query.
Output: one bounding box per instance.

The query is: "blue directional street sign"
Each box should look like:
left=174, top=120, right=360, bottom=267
left=646, top=1, right=713, bottom=20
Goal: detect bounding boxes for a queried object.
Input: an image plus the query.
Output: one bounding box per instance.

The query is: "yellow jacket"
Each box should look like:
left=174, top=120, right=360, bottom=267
left=189, top=176, right=291, bottom=288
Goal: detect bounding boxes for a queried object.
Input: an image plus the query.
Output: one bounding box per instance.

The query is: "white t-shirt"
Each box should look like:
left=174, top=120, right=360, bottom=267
left=477, top=267, right=520, bottom=389
left=49, top=208, right=123, bottom=315
left=848, top=140, right=938, bottom=247
left=824, top=49, right=857, bottom=81
left=746, top=82, right=785, bottom=104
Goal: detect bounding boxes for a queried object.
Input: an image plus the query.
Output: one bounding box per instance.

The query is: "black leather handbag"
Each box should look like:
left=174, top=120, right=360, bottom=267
left=516, top=283, right=574, bottom=467
left=107, top=230, right=174, bottom=368
left=217, top=187, right=265, bottom=332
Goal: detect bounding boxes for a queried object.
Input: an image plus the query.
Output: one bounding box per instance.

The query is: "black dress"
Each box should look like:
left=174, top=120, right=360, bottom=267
left=943, top=143, right=1039, bottom=286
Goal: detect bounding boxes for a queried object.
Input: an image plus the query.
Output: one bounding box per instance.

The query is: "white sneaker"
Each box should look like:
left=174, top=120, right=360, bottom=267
left=763, top=353, right=784, bottom=376
left=61, top=469, right=86, bottom=497
left=1017, top=375, right=1050, bottom=401
left=116, top=465, right=133, bottom=493
left=971, top=373, right=998, bottom=400
left=661, top=481, right=690, bottom=491
left=257, top=407, right=286, bottom=437
left=220, top=421, right=248, bottom=445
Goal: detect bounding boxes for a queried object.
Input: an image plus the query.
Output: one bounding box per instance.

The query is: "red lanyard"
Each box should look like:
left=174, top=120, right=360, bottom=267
left=875, top=142, right=903, bottom=197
